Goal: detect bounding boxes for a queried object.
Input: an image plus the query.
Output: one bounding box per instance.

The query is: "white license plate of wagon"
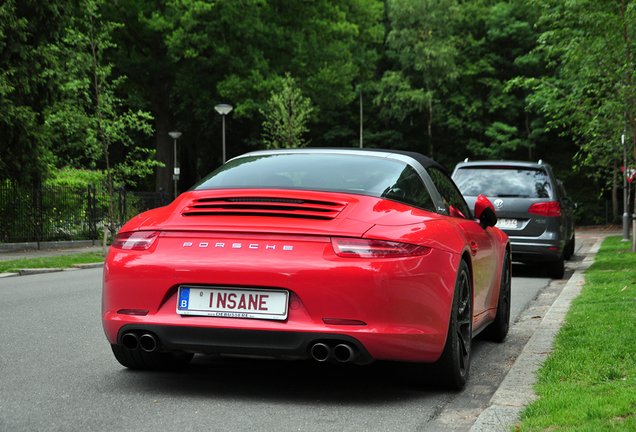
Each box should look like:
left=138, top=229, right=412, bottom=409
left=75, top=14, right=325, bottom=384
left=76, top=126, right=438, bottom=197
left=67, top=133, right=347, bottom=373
left=495, top=218, right=518, bottom=229
left=177, top=286, right=289, bottom=320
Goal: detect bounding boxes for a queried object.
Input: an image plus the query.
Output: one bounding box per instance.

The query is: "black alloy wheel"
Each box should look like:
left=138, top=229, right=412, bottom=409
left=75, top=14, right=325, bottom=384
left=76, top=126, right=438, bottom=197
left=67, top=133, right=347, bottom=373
left=482, top=251, right=511, bottom=342
left=435, top=259, right=473, bottom=390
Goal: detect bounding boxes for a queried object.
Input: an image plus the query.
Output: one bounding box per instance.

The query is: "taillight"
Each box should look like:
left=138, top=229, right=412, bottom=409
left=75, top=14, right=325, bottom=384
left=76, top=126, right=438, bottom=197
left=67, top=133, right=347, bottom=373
left=112, top=231, right=160, bottom=250
left=528, top=201, right=562, bottom=217
left=331, top=238, right=431, bottom=258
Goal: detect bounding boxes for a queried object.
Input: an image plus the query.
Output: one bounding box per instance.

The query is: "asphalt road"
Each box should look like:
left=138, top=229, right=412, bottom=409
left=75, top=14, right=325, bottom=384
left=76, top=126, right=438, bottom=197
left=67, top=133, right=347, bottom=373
left=0, top=260, right=557, bottom=432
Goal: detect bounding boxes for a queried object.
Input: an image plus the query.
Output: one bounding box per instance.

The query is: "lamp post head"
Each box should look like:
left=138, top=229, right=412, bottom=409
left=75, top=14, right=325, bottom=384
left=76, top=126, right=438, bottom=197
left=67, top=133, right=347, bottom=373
left=169, top=131, right=182, bottom=139
left=215, top=104, right=233, bottom=116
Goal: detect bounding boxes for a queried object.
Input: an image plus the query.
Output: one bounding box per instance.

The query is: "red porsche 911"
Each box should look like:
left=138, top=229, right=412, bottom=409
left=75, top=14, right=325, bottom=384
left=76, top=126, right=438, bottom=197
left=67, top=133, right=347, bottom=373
left=102, top=148, right=511, bottom=389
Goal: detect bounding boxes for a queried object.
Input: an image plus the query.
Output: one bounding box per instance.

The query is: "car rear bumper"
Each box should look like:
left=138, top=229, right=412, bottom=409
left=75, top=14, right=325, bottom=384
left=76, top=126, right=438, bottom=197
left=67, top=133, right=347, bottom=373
left=509, top=238, right=563, bottom=262
left=115, top=324, right=377, bottom=363
left=102, top=236, right=461, bottom=364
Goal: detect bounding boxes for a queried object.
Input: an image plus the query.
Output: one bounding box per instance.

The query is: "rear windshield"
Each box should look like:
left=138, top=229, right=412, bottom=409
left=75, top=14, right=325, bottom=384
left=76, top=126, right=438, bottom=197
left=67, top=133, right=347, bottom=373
left=194, top=153, right=435, bottom=209
left=453, top=167, right=553, bottom=198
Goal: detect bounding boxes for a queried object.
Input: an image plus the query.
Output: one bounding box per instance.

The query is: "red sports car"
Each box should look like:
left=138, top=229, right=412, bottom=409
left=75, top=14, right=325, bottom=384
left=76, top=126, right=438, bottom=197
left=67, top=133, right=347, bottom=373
left=102, top=148, right=510, bottom=389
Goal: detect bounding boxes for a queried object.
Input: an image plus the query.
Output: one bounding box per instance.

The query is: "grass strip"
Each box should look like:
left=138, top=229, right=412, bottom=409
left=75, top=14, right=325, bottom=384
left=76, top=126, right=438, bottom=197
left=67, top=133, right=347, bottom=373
left=0, top=252, right=105, bottom=274
left=516, top=236, right=636, bottom=431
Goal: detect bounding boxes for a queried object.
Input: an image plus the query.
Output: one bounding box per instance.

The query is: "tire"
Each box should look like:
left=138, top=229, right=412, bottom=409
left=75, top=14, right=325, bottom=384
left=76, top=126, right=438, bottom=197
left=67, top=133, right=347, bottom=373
left=482, top=252, right=511, bottom=342
left=564, top=230, right=576, bottom=260
left=434, top=259, right=473, bottom=390
left=547, top=254, right=565, bottom=279
left=563, top=240, right=571, bottom=260
left=111, top=344, right=194, bottom=371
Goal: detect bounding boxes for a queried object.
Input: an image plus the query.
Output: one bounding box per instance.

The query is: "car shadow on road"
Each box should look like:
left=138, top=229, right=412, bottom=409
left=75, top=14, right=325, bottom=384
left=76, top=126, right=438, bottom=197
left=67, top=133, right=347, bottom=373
left=112, top=355, right=459, bottom=404
left=511, top=260, right=576, bottom=280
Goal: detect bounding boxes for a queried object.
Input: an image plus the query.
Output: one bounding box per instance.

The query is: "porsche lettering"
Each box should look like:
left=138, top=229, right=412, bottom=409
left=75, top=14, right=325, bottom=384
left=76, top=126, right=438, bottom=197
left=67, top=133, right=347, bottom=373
left=182, top=242, right=294, bottom=251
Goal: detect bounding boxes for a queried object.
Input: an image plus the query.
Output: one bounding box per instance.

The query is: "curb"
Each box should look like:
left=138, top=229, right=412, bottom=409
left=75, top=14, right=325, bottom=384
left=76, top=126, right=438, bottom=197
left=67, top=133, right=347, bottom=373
left=0, top=262, right=104, bottom=278
left=469, top=236, right=604, bottom=431
left=73, top=262, right=104, bottom=269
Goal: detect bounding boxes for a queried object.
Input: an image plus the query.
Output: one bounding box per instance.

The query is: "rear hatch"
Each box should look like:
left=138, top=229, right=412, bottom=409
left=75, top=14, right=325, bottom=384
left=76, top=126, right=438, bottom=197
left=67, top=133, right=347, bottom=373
left=452, top=165, right=555, bottom=237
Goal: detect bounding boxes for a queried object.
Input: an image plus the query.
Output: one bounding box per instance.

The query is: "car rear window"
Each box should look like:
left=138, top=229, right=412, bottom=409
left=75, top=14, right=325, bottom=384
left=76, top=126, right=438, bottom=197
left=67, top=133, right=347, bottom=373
left=453, top=167, right=553, bottom=198
left=193, top=153, right=436, bottom=210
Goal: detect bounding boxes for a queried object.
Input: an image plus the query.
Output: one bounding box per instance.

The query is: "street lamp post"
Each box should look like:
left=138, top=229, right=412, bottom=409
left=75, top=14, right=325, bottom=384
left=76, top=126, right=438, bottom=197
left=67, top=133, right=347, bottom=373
left=169, top=131, right=182, bottom=200
left=214, top=104, right=233, bottom=163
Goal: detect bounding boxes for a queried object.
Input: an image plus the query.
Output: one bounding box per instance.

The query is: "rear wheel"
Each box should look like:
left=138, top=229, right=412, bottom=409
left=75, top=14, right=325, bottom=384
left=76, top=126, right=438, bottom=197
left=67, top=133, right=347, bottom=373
left=547, top=253, right=565, bottom=279
left=111, top=344, right=194, bottom=371
left=482, top=252, right=511, bottom=342
left=564, top=229, right=576, bottom=260
left=434, top=259, right=472, bottom=390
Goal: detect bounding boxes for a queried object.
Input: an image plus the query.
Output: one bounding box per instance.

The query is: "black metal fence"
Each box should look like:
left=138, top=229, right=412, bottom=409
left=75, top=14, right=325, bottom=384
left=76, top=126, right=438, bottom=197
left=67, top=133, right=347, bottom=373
left=0, top=183, right=170, bottom=243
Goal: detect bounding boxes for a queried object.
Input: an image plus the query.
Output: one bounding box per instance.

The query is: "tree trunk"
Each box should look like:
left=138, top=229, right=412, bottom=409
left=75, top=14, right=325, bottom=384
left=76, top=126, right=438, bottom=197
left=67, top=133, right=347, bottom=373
left=147, top=81, right=176, bottom=196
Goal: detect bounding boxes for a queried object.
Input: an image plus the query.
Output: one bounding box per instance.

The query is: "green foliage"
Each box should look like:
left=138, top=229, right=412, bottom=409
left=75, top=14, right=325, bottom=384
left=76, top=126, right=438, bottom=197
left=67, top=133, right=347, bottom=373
left=0, top=0, right=71, bottom=185
left=46, top=168, right=107, bottom=188
left=102, top=0, right=385, bottom=193
left=467, top=121, right=524, bottom=159
left=0, top=0, right=624, bottom=228
left=375, top=0, right=460, bottom=158
left=260, top=74, right=314, bottom=149
left=439, top=0, right=543, bottom=163
left=509, top=0, right=636, bottom=199
left=44, top=0, right=158, bottom=229
left=45, top=0, right=157, bottom=187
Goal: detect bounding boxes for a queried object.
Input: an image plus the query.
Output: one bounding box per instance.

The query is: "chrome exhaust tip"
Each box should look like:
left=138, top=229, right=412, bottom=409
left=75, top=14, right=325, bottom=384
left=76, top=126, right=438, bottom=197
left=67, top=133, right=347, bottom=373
left=139, top=333, right=158, bottom=353
left=333, top=344, right=357, bottom=363
left=310, top=343, right=331, bottom=362
left=122, top=333, right=139, bottom=350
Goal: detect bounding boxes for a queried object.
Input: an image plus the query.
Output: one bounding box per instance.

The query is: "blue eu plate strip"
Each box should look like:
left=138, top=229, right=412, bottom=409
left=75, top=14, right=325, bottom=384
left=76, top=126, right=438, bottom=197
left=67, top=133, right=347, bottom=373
left=179, top=288, right=190, bottom=310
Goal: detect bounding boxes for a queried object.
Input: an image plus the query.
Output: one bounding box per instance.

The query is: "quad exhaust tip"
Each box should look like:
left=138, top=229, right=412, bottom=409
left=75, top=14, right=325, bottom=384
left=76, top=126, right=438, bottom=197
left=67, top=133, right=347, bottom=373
left=333, top=344, right=356, bottom=363
left=310, top=342, right=358, bottom=363
left=139, top=333, right=158, bottom=352
left=122, top=332, right=139, bottom=350
left=310, top=343, right=331, bottom=362
left=122, top=332, right=158, bottom=352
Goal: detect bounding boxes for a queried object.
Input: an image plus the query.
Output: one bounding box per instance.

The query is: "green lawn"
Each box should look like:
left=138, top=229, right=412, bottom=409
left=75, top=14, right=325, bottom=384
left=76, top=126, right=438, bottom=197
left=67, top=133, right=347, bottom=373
left=0, top=252, right=105, bottom=274
left=516, top=236, right=636, bottom=431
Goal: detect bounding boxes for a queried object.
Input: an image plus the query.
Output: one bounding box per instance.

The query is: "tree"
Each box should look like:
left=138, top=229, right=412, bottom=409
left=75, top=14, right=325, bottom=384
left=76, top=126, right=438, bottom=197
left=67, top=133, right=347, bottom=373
left=103, top=0, right=384, bottom=193
left=374, top=0, right=460, bottom=159
left=446, top=0, right=545, bottom=162
left=45, top=0, right=156, bottom=230
left=509, top=0, right=636, bottom=202
left=0, top=0, right=71, bottom=185
left=260, top=74, right=314, bottom=149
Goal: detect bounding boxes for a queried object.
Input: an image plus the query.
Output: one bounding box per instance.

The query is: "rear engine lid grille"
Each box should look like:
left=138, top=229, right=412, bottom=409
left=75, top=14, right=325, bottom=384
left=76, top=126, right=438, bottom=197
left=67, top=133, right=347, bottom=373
left=181, top=197, right=347, bottom=220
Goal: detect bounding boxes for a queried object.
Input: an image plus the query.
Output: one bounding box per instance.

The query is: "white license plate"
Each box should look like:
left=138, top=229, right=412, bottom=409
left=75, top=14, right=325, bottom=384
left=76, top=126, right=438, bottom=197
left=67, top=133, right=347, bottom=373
left=495, top=218, right=518, bottom=229
left=177, top=286, right=289, bottom=320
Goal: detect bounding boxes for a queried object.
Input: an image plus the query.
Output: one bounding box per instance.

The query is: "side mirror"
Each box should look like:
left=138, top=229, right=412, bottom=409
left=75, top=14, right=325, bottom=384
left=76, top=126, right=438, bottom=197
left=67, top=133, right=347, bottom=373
left=474, top=195, right=497, bottom=228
